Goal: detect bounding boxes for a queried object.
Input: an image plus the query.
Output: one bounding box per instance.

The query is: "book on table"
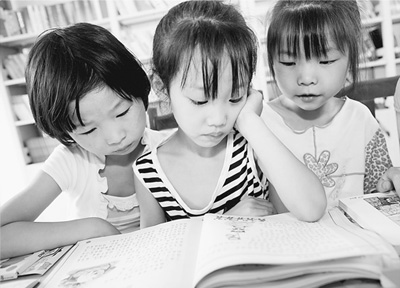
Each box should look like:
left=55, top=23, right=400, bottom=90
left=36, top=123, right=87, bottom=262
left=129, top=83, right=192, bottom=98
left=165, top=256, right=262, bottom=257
left=42, top=208, right=399, bottom=288
left=339, top=191, right=400, bottom=253
left=0, top=246, right=72, bottom=281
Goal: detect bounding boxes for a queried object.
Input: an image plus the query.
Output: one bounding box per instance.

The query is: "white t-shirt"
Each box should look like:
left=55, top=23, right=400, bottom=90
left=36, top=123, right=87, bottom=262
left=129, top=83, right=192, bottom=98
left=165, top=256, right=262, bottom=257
left=261, top=97, right=392, bottom=210
left=42, top=128, right=172, bottom=232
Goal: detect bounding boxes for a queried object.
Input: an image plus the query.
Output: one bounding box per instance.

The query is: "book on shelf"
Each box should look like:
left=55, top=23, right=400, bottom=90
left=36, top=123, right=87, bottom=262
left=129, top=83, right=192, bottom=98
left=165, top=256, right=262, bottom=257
left=0, top=0, right=102, bottom=38
left=358, top=0, right=378, bottom=20
left=115, top=0, right=138, bottom=16
left=11, top=94, right=33, bottom=122
left=121, top=28, right=154, bottom=60
left=339, top=191, right=400, bottom=253
left=361, top=29, right=379, bottom=62
left=0, top=8, right=21, bottom=37
left=393, top=23, right=400, bottom=58
left=18, top=7, right=34, bottom=34
left=134, top=0, right=159, bottom=11
left=393, top=0, right=400, bottom=15
left=2, top=47, right=29, bottom=80
left=42, top=208, right=399, bottom=288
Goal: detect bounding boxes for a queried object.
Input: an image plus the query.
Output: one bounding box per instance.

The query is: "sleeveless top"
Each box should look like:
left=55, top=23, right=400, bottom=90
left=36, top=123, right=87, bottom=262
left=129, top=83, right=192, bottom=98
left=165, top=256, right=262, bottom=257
left=134, top=129, right=269, bottom=221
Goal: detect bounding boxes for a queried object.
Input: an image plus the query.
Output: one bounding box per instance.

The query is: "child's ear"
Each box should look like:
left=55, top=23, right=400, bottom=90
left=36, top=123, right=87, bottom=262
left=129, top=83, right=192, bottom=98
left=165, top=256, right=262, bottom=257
left=345, top=70, right=352, bottom=86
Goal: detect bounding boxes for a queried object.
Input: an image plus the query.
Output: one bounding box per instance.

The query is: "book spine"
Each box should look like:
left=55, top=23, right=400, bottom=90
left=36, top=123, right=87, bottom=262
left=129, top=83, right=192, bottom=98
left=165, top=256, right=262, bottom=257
left=15, top=10, right=27, bottom=34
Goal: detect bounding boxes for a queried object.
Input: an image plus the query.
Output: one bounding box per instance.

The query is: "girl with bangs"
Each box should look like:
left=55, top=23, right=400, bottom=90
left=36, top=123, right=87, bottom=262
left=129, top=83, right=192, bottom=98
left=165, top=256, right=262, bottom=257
left=134, top=0, right=326, bottom=228
left=261, top=0, right=399, bottom=211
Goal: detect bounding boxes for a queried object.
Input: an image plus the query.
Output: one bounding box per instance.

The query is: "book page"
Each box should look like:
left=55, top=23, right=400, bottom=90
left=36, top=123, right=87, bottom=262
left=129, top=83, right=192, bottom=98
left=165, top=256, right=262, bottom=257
left=0, top=246, right=71, bottom=281
left=362, top=193, right=400, bottom=226
left=0, top=278, right=39, bottom=288
left=193, top=210, right=398, bottom=285
left=339, top=191, right=400, bottom=249
left=43, top=218, right=202, bottom=288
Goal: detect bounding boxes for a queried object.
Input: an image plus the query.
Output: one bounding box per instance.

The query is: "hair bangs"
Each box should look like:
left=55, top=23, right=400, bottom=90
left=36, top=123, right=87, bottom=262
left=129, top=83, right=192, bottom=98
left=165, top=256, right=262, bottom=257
left=64, top=59, right=102, bottom=133
left=177, top=22, right=256, bottom=100
left=268, top=0, right=361, bottom=84
left=271, top=9, right=335, bottom=61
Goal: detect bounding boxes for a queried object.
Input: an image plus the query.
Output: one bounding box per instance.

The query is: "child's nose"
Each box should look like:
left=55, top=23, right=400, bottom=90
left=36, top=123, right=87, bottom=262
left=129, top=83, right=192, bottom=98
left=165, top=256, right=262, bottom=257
left=297, top=63, right=318, bottom=86
left=104, top=126, right=125, bottom=145
left=206, top=103, right=227, bottom=127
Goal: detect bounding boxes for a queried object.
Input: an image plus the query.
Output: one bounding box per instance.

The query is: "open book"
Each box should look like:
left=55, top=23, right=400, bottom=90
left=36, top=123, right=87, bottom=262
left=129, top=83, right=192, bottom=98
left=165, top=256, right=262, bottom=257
left=42, top=208, right=399, bottom=288
left=339, top=191, right=400, bottom=253
left=0, top=246, right=72, bottom=281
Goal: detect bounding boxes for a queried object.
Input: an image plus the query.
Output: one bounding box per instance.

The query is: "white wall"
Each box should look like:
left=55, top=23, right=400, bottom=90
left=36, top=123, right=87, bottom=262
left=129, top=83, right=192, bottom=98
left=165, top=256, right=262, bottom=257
left=0, top=87, right=27, bottom=205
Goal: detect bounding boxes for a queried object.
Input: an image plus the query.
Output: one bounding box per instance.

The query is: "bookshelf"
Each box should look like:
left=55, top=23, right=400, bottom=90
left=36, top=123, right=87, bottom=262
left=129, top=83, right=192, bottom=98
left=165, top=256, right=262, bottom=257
left=0, top=0, right=399, bottom=189
left=0, top=0, right=109, bottom=175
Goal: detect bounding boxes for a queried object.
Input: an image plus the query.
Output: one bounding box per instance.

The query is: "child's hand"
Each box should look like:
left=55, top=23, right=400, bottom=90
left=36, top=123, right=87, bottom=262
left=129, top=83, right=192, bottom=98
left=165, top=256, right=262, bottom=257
left=224, top=196, right=276, bottom=217
left=376, top=167, right=400, bottom=196
left=244, top=88, right=263, bottom=116
left=235, top=89, right=263, bottom=131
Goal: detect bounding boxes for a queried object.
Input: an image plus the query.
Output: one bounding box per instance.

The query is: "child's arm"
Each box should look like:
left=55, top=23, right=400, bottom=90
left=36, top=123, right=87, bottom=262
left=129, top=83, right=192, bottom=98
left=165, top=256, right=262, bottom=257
left=0, top=171, right=120, bottom=259
left=268, top=184, right=288, bottom=213
left=235, top=90, right=327, bottom=222
left=134, top=173, right=166, bottom=228
left=224, top=196, right=276, bottom=216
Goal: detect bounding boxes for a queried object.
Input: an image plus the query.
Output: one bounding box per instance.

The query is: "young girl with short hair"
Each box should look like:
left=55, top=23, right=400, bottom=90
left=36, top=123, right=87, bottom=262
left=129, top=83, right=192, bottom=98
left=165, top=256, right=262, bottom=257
left=1, top=23, right=169, bottom=259
left=134, top=0, right=327, bottom=228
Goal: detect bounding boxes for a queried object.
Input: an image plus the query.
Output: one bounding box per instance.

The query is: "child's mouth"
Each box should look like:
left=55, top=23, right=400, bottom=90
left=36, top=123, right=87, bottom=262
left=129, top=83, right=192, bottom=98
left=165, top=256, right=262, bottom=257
left=297, top=94, right=319, bottom=102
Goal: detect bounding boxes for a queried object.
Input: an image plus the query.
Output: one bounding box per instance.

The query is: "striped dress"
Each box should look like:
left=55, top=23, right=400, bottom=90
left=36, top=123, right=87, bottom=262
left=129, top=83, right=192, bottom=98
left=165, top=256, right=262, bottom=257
left=134, top=129, right=269, bottom=221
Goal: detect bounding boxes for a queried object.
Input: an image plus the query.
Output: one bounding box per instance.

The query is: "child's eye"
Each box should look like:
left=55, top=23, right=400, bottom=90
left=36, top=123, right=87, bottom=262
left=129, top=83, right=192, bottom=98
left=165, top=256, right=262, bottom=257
left=279, top=61, right=295, bottom=66
left=230, top=96, right=244, bottom=104
left=320, top=59, right=337, bottom=65
left=190, top=99, right=208, bottom=106
left=80, top=128, right=96, bottom=135
left=117, top=107, right=130, bottom=118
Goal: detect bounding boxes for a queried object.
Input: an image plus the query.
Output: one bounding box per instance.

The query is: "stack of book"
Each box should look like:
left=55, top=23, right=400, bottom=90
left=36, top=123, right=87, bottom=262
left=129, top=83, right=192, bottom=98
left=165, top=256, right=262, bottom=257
left=3, top=50, right=28, bottom=80
left=114, top=0, right=181, bottom=16
left=0, top=0, right=102, bottom=38
left=11, top=94, right=33, bottom=122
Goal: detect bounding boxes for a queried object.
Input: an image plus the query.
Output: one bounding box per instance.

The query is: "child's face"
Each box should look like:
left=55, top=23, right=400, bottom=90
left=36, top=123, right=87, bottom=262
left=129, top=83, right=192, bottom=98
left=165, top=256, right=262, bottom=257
left=68, top=86, right=146, bottom=157
left=273, top=38, right=349, bottom=111
left=169, top=51, right=247, bottom=148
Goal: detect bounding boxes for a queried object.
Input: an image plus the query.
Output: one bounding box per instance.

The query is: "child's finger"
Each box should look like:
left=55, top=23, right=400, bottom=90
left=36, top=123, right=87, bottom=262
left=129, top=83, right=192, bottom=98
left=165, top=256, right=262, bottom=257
left=376, top=177, right=393, bottom=192
left=376, top=167, right=400, bottom=193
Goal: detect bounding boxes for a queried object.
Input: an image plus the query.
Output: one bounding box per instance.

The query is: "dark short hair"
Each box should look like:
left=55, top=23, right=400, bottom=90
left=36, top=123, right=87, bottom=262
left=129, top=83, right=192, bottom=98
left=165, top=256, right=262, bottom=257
left=25, top=23, right=150, bottom=146
left=267, top=0, right=361, bottom=87
left=152, top=0, right=258, bottom=99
